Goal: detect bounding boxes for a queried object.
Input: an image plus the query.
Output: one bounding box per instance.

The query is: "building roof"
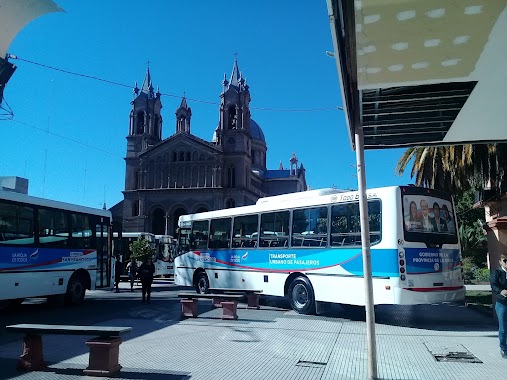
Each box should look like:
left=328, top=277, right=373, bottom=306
left=263, top=170, right=292, bottom=179
left=250, top=119, right=265, bottom=142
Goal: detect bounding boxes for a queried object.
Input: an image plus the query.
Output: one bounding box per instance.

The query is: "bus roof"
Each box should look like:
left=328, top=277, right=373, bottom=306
left=255, top=188, right=347, bottom=205
left=0, top=189, right=111, bottom=218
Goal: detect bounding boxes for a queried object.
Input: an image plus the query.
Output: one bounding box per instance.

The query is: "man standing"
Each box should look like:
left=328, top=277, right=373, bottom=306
left=491, top=254, right=507, bottom=359
left=114, top=255, right=122, bottom=293
left=138, top=257, right=155, bottom=304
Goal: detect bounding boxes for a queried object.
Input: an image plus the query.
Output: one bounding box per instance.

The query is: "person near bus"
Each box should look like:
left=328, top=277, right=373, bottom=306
left=138, top=257, right=155, bottom=304
left=491, top=253, right=507, bottom=359
left=114, top=255, right=123, bottom=293
left=126, top=259, right=138, bottom=291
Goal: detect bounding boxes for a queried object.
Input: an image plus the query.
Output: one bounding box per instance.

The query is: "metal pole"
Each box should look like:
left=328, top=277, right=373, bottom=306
left=354, top=122, right=378, bottom=379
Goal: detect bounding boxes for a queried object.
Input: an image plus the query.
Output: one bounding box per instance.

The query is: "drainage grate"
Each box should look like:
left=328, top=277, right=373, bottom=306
left=296, top=360, right=327, bottom=368
left=433, top=351, right=482, bottom=363
left=424, top=343, right=483, bottom=363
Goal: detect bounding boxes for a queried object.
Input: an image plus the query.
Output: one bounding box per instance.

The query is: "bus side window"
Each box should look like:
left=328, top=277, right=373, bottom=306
left=0, top=202, right=35, bottom=245
left=38, top=208, right=69, bottom=248
left=330, top=201, right=382, bottom=247
left=209, top=218, right=231, bottom=249
left=260, top=211, right=289, bottom=248
left=191, top=220, right=209, bottom=250
left=232, top=214, right=258, bottom=249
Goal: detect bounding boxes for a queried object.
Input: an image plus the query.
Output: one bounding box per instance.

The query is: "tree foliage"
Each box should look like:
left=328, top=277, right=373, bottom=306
left=129, top=236, right=155, bottom=262
left=396, top=144, right=507, bottom=266
left=396, top=143, right=507, bottom=194
left=454, top=189, right=488, bottom=265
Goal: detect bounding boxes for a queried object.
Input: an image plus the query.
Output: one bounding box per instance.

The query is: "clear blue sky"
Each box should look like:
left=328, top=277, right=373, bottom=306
left=2, top=1, right=413, bottom=210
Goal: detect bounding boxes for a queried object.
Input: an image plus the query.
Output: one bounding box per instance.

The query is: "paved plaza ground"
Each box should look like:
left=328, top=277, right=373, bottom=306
left=0, top=281, right=502, bottom=380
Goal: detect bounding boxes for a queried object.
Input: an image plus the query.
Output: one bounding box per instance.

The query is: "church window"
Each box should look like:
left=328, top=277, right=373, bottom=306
left=154, top=115, right=160, bottom=137
left=192, top=151, right=199, bottom=161
left=152, top=208, right=165, bottom=235
left=191, top=166, right=198, bottom=187
left=134, top=172, right=139, bottom=189
left=173, top=152, right=177, bottom=161
left=179, top=152, right=184, bottom=161
left=184, top=166, right=191, bottom=188
left=228, top=137, right=235, bottom=144
left=227, top=166, right=236, bottom=188
left=136, top=111, right=144, bottom=134
left=226, top=198, right=236, bottom=208
left=186, top=152, right=191, bottom=161
left=132, top=200, right=140, bottom=217
left=228, top=106, right=237, bottom=129
left=252, top=149, right=257, bottom=164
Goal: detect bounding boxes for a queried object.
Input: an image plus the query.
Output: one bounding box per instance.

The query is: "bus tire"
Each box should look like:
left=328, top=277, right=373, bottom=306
left=64, top=274, right=86, bottom=305
left=195, top=271, right=210, bottom=294
left=288, top=276, right=315, bottom=315
left=9, top=298, right=25, bottom=307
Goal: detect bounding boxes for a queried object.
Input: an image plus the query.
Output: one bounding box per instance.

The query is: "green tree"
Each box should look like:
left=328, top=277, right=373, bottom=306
left=396, top=143, right=507, bottom=194
left=129, top=236, right=155, bottom=262
left=454, top=189, right=488, bottom=265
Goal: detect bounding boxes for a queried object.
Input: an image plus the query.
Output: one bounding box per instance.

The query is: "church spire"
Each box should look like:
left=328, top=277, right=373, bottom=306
left=229, top=58, right=240, bottom=89
left=141, top=64, right=155, bottom=98
left=175, top=94, right=192, bottom=133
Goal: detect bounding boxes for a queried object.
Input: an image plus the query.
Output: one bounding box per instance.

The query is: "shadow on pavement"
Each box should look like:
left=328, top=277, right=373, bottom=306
left=315, top=302, right=497, bottom=332
left=47, top=366, right=190, bottom=379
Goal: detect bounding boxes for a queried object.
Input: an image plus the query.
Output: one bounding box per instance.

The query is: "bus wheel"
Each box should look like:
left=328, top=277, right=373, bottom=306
left=195, top=272, right=209, bottom=294
left=65, top=275, right=86, bottom=305
left=9, top=298, right=25, bottom=307
left=288, top=277, right=315, bottom=315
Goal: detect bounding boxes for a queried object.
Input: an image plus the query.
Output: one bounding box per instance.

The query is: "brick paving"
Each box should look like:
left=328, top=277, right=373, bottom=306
left=0, top=282, right=502, bottom=380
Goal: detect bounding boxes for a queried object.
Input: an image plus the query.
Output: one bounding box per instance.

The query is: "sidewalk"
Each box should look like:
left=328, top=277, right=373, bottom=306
left=0, top=285, right=503, bottom=380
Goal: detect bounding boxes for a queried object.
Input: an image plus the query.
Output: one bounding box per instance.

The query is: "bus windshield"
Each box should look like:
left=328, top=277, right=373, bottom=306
left=401, top=186, right=458, bottom=245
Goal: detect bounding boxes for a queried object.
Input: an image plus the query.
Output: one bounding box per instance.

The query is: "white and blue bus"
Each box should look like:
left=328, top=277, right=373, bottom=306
left=155, top=235, right=177, bottom=278
left=174, top=186, right=465, bottom=314
left=0, top=190, right=113, bottom=306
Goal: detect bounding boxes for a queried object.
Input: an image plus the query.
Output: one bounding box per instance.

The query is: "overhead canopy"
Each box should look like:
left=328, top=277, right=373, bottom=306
left=327, top=0, right=507, bottom=149
left=0, top=0, right=63, bottom=59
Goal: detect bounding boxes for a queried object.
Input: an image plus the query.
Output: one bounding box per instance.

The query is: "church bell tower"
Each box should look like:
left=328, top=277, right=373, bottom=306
left=125, top=66, right=163, bottom=191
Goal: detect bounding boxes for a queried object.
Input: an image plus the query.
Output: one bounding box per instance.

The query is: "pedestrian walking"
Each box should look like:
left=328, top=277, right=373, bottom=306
left=114, top=255, right=123, bottom=293
left=138, top=257, right=155, bottom=303
left=491, top=253, right=507, bottom=359
left=126, top=259, right=138, bottom=291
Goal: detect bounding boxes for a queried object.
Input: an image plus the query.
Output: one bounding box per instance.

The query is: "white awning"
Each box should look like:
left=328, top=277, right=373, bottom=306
left=328, top=0, right=507, bottom=149
left=0, top=0, right=63, bottom=59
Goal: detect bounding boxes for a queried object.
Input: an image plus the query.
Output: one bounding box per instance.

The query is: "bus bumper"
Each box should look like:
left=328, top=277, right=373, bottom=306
left=394, top=286, right=466, bottom=304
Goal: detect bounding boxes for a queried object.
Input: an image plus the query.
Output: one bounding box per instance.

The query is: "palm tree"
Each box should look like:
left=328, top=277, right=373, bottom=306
left=396, top=144, right=506, bottom=194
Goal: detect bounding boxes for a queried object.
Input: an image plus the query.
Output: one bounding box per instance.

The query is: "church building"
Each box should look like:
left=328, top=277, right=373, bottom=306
left=111, top=60, right=307, bottom=236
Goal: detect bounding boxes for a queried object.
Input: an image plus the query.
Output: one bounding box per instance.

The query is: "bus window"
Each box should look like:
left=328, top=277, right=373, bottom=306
left=191, top=220, right=209, bottom=250
left=331, top=201, right=381, bottom=246
left=0, top=202, right=34, bottom=245
left=232, top=214, right=258, bottom=248
left=209, top=218, right=231, bottom=249
left=260, top=211, right=289, bottom=248
left=71, top=213, right=92, bottom=248
left=292, top=206, right=328, bottom=247
left=38, top=208, right=69, bottom=247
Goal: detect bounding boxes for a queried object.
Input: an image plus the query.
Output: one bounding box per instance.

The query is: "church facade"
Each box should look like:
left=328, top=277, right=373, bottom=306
left=111, top=60, right=307, bottom=236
